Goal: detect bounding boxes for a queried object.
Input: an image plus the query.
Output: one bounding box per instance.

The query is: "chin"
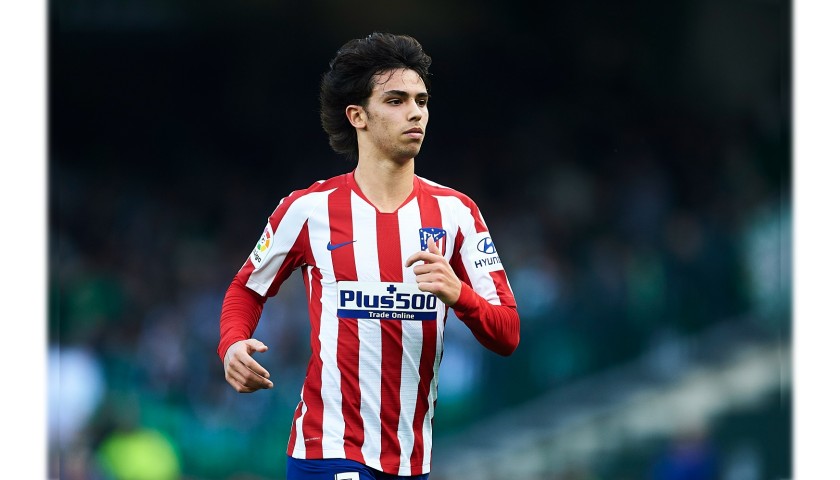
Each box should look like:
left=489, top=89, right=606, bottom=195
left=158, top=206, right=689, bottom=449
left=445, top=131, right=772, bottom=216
left=407, top=144, right=424, bottom=157
left=395, top=147, right=422, bottom=161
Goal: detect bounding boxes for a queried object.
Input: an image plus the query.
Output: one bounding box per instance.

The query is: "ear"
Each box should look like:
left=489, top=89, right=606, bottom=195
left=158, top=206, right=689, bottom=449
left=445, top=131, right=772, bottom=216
left=346, top=105, right=367, bottom=129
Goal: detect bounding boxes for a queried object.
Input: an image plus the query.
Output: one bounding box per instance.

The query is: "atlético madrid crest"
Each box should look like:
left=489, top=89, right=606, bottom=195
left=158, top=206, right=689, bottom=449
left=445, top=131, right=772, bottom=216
left=418, top=227, right=446, bottom=253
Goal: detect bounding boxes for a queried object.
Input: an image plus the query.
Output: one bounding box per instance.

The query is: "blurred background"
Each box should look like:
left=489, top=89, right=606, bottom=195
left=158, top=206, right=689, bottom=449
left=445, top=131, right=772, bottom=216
left=49, top=0, right=791, bottom=479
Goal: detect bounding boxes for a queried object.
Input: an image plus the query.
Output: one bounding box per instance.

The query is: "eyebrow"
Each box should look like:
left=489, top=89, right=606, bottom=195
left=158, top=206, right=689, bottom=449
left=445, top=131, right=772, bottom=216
left=382, top=90, right=430, bottom=99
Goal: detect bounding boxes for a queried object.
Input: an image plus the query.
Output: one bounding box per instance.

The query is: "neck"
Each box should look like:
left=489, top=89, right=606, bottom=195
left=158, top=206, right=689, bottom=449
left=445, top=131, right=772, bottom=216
left=354, top=156, right=415, bottom=213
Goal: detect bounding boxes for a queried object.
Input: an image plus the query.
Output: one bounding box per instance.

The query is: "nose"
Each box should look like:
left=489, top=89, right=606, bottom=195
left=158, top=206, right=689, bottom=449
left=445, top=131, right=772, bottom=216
left=407, top=100, right=423, bottom=121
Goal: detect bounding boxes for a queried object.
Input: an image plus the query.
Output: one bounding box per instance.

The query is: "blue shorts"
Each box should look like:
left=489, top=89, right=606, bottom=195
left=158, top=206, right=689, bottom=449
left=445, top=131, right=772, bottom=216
left=286, top=457, right=430, bottom=480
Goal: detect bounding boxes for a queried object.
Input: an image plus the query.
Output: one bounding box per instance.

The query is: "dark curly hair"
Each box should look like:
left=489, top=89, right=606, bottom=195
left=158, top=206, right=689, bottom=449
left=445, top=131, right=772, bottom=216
left=319, top=32, right=432, bottom=161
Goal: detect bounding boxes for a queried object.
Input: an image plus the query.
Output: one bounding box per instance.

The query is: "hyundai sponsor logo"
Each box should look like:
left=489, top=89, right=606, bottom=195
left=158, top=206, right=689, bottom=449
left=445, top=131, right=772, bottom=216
left=477, top=236, right=496, bottom=254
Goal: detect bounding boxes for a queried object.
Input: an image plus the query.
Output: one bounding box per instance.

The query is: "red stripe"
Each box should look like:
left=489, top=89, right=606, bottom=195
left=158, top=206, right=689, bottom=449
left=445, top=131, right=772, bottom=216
left=286, top=400, right=304, bottom=453
left=490, top=269, right=517, bottom=307
left=328, top=189, right=365, bottom=460
left=449, top=229, right=471, bottom=289
left=409, top=191, right=443, bottom=473
left=377, top=212, right=404, bottom=471
left=299, top=264, right=325, bottom=458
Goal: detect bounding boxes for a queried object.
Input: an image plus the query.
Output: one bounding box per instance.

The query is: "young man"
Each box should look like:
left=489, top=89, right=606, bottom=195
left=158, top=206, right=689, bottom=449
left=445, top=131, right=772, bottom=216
left=218, top=32, right=520, bottom=480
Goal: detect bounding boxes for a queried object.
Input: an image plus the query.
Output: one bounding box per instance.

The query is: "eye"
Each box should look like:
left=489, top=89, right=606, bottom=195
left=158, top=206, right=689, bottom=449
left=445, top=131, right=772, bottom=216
left=387, top=98, right=402, bottom=105
left=417, top=98, right=428, bottom=107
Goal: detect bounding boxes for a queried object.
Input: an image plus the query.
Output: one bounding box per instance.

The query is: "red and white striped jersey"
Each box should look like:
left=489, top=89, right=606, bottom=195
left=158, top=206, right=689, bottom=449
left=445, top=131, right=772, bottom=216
left=222, top=171, right=518, bottom=475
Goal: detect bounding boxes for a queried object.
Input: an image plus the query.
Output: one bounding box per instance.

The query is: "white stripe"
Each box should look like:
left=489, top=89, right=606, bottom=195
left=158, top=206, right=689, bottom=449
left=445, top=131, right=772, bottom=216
left=416, top=175, right=447, bottom=189
left=351, top=192, right=381, bottom=282
left=431, top=195, right=461, bottom=261
left=309, top=194, right=345, bottom=456
left=291, top=395, right=308, bottom=457
left=400, top=197, right=422, bottom=283
left=396, top=200, right=423, bottom=475
left=351, top=192, right=383, bottom=470
left=246, top=191, right=331, bottom=295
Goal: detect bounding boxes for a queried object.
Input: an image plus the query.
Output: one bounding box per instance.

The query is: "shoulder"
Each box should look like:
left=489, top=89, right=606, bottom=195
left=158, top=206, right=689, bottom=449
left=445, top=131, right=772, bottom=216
left=268, top=172, right=348, bottom=220
left=280, top=172, right=347, bottom=204
left=416, top=175, right=478, bottom=208
left=293, top=172, right=347, bottom=196
left=417, top=175, right=491, bottom=231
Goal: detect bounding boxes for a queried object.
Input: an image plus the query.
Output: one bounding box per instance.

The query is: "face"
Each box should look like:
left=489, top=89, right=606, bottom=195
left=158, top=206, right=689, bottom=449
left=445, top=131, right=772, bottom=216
left=351, top=68, right=430, bottom=162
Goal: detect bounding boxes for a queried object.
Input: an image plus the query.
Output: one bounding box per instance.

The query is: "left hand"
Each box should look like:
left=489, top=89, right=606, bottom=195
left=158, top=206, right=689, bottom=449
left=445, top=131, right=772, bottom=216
left=405, top=238, right=462, bottom=306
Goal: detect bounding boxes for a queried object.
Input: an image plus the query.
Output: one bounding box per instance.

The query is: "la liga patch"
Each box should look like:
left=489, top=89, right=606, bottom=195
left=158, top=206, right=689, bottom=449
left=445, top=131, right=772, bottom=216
left=251, top=223, right=273, bottom=267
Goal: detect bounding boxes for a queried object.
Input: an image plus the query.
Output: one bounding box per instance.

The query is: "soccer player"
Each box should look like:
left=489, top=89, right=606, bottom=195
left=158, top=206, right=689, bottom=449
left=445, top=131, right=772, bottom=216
left=218, top=32, right=520, bottom=480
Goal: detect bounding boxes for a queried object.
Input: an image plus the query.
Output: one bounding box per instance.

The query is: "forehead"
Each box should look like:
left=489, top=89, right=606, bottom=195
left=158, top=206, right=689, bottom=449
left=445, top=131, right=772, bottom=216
left=371, top=68, right=427, bottom=94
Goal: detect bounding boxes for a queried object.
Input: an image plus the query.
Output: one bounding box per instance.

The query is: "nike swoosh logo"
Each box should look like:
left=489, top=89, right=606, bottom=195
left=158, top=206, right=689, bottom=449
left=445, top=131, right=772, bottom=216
left=327, top=240, right=356, bottom=251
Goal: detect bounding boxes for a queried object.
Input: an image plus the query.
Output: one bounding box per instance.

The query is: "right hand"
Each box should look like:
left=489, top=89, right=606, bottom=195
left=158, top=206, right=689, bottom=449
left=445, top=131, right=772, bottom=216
left=223, top=339, right=274, bottom=393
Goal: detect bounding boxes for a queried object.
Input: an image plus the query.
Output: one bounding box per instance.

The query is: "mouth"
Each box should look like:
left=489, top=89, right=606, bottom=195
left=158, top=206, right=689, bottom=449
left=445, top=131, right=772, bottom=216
left=404, top=127, right=424, bottom=139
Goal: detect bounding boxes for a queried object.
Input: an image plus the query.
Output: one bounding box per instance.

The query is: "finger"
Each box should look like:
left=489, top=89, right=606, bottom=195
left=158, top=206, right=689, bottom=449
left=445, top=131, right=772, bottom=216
left=412, top=263, right=434, bottom=276
left=226, top=362, right=253, bottom=386
left=245, top=339, right=269, bottom=353
left=241, top=356, right=271, bottom=379
left=415, top=280, right=438, bottom=294
left=229, top=355, right=273, bottom=387
left=247, top=365, right=273, bottom=386
left=230, top=365, right=274, bottom=390
left=405, top=251, right=438, bottom=267
left=225, top=370, right=254, bottom=391
left=415, top=274, right=445, bottom=290
left=234, top=340, right=270, bottom=378
left=226, top=368, right=253, bottom=392
left=244, top=371, right=274, bottom=390
left=241, top=359, right=273, bottom=386
left=413, top=271, right=439, bottom=284
left=427, top=239, right=441, bottom=255
left=227, top=376, right=259, bottom=394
